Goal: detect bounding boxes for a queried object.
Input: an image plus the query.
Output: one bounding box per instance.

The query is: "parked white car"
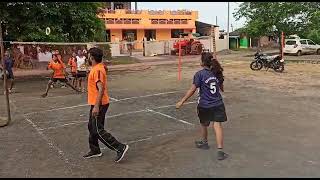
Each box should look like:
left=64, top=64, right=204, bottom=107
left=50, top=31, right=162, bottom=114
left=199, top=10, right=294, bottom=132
left=284, top=39, right=320, bottom=56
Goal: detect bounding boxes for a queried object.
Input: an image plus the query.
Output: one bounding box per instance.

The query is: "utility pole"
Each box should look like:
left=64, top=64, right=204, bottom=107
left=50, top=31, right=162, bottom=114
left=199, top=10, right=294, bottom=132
left=227, top=2, right=230, bottom=50
left=216, top=16, right=218, bottom=26
left=111, top=2, right=114, bottom=10
left=0, top=21, right=11, bottom=127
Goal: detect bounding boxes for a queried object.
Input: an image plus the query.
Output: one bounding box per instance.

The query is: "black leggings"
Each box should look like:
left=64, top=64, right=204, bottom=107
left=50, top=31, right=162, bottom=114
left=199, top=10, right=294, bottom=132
left=88, top=104, right=124, bottom=153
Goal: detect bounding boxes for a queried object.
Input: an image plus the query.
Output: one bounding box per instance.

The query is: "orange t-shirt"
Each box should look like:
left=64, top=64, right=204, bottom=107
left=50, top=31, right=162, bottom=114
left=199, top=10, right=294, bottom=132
left=68, top=57, right=77, bottom=73
left=48, top=60, right=66, bottom=79
left=87, top=63, right=109, bottom=105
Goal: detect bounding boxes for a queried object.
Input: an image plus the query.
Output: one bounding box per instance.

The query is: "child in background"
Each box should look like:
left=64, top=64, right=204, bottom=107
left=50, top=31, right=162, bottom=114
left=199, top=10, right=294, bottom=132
left=68, top=52, right=78, bottom=88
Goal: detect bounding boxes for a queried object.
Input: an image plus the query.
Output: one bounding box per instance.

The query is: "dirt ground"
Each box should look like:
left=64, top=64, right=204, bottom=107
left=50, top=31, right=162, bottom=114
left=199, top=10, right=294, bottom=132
left=0, top=59, right=319, bottom=178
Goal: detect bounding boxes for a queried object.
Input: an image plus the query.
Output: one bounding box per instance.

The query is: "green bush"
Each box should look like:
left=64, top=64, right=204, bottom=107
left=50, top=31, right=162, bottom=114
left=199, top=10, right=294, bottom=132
left=307, top=30, right=320, bottom=44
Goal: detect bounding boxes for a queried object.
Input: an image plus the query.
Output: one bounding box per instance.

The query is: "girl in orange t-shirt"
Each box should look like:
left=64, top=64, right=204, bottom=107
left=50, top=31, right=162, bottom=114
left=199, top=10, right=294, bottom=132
left=68, top=52, right=78, bottom=88
left=41, top=54, right=80, bottom=98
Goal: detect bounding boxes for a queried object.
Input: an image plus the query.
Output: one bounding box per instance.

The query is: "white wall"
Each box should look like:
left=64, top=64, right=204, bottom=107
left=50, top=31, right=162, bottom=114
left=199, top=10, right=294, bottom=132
left=216, top=39, right=228, bottom=52
left=142, top=37, right=228, bottom=57
left=110, top=44, right=121, bottom=56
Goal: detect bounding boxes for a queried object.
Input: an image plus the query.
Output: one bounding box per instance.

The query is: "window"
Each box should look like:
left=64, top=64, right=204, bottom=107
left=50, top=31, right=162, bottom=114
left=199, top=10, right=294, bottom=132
left=114, top=3, right=124, bottom=9
left=300, top=40, right=307, bottom=45
left=145, top=30, right=156, bottom=41
left=122, top=30, right=137, bottom=41
left=307, top=40, right=316, bottom=45
left=286, top=40, right=297, bottom=45
left=171, top=29, right=184, bottom=38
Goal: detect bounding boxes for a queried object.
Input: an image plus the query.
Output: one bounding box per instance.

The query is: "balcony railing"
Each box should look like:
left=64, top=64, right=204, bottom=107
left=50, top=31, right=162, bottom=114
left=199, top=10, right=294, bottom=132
left=170, top=10, right=192, bottom=15
left=106, top=19, right=140, bottom=24
left=151, top=19, right=189, bottom=25
left=98, top=9, right=195, bottom=16
left=125, top=10, right=142, bottom=14
left=148, top=10, right=164, bottom=15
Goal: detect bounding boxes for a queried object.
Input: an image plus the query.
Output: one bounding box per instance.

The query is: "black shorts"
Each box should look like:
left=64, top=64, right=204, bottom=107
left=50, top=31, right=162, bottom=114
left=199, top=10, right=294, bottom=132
left=1, top=72, right=14, bottom=80
left=197, top=104, right=227, bottom=126
left=77, top=71, right=87, bottom=78
left=71, top=72, right=77, bottom=78
left=51, top=78, right=68, bottom=83
left=7, top=73, right=14, bottom=79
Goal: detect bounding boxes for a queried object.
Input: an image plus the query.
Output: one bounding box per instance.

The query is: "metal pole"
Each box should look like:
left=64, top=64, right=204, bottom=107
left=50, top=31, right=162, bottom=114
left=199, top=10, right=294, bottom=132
left=178, top=36, right=182, bottom=81
left=281, top=31, right=284, bottom=59
left=111, top=2, right=114, bottom=10
left=0, top=21, right=11, bottom=127
left=135, top=2, right=138, bottom=11
left=227, top=2, right=230, bottom=50
left=216, top=16, right=218, bottom=26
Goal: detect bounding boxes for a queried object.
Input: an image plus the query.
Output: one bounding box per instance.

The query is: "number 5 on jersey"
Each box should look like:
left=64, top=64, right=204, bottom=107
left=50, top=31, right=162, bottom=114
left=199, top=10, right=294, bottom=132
left=210, top=82, right=216, bottom=94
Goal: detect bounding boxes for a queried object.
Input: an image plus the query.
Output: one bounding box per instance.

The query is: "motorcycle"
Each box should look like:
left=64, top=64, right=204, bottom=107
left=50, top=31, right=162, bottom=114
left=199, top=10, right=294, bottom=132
left=250, top=50, right=285, bottom=73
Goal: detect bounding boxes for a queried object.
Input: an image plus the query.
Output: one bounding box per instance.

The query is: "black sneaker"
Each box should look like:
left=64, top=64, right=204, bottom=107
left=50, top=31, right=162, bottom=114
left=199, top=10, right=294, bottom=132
left=217, top=151, right=228, bottom=161
left=115, top=144, right=129, bottom=163
left=195, top=140, right=210, bottom=150
left=83, top=151, right=103, bottom=159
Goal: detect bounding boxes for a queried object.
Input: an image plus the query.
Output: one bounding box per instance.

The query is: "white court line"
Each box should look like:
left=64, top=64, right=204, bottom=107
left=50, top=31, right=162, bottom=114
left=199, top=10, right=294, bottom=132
left=146, top=108, right=194, bottom=126
left=109, top=97, right=119, bottom=102
left=23, top=91, right=182, bottom=116
left=115, top=91, right=181, bottom=102
left=24, top=116, right=71, bottom=164
left=24, top=104, right=88, bottom=116
left=39, top=109, right=148, bottom=131
left=152, top=101, right=197, bottom=110
left=101, top=128, right=194, bottom=149
left=38, top=101, right=197, bottom=130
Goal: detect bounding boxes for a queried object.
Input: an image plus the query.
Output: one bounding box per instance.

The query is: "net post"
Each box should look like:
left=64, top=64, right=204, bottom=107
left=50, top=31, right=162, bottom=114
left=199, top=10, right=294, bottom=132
left=0, top=21, right=12, bottom=127
left=281, top=31, right=284, bottom=59
left=178, top=36, right=182, bottom=81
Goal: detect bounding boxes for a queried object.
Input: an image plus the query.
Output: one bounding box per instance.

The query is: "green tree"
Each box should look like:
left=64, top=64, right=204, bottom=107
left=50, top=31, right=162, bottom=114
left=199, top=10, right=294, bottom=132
left=0, top=2, right=106, bottom=42
left=234, top=3, right=311, bottom=37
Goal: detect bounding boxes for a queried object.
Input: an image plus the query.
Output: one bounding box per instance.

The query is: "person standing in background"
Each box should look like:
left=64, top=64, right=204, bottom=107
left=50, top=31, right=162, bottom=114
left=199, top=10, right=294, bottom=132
left=68, top=52, right=78, bottom=88
left=76, top=50, right=87, bottom=93
left=1, top=51, right=15, bottom=94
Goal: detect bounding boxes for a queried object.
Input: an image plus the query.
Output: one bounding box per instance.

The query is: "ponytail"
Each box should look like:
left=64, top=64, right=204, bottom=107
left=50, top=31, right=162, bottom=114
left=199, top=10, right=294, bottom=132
left=201, top=52, right=224, bottom=89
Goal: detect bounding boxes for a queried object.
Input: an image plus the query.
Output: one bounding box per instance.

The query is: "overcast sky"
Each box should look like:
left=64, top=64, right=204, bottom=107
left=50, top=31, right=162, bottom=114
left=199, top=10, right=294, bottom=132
left=134, top=2, right=246, bottom=32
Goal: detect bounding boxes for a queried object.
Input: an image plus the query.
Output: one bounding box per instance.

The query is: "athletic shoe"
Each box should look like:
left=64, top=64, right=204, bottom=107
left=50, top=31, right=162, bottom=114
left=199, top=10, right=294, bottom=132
left=83, top=151, right=103, bottom=159
left=115, top=144, right=129, bottom=163
left=195, top=140, right=210, bottom=150
left=217, top=151, right=228, bottom=161
left=41, top=93, right=48, bottom=98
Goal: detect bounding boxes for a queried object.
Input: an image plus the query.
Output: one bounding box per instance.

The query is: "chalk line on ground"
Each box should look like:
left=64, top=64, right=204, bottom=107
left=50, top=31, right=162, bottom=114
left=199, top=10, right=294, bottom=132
left=101, top=128, right=194, bottom=150
left=24, top=116, right=71, bottom=164
left=39, top=109, right=148, bottom=131
left=38, top=101, right=197, bottom=130
left=23, top=91, right=182, bottom=116
left=146, top=109, right=194, bottom=126
left=114, top=91, right=181, bottom=102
